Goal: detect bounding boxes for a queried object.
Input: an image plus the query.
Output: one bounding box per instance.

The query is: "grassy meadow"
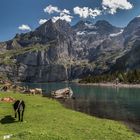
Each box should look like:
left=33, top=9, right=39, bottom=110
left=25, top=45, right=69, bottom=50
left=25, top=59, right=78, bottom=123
left=0, top=92, right=140, bottom=140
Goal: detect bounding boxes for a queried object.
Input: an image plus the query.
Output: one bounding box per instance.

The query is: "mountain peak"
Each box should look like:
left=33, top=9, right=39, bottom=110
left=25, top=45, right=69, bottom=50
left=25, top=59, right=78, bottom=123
left=55, top=19, right=71, bottom=29
left=95, top=20, right=113, bottom=27
left=94, top=20, right=121, bottom=35
left=123, top=16, right=140, bottom=38
left=136, top=15, right=140, bottom=18
left=77, top=20, right=92, bottom=25
left=72, top=20, right=94, bottom=31
left=39, top=19, right=53, bottom=27
left=130, top=16, right=140, bottom=23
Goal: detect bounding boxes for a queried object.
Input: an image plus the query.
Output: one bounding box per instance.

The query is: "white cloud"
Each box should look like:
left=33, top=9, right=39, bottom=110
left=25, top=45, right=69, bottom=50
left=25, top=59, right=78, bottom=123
left=44, top=5, right=71, bottom=15
left=73, top=6, right=101, bottom=19
left=102, top=0, right=133, bottom=14
left=61, top=9, right=70, bottom=14
left=44, top=5, right=60, bottom=14
left=44, top=5, right=73, bottom=23
left=73, top=7, right=89, bottom=18
left=44, top=5, right=70, bottom=15
left=60, top=13, right=73, bottom=22
left=52, top=13, right=73, bottom=23
left=18, top=24, right=31, bottom=31
left=39, top=19, right=48, bottom=25
left=52, top=17, right=60, bottom=23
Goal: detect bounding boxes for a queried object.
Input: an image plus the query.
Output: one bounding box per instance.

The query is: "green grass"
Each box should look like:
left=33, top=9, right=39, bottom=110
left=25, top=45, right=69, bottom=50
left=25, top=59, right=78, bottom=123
left=0, top=92, right=140, bottom=140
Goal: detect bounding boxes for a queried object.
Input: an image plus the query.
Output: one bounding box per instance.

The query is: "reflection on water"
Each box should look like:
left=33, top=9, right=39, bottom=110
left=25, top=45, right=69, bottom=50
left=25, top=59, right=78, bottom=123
left=19, top=82, right=140, bottom=133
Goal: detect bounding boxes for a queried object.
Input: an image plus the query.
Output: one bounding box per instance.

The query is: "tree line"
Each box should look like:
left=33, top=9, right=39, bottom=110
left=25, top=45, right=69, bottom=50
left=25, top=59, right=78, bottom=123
left=79, top=70, right=140, bottom=84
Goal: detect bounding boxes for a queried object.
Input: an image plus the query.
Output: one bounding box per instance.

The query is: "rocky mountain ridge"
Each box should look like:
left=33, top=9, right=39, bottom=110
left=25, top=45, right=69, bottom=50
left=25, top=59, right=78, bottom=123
left=0, top=17, right=140, bottom=82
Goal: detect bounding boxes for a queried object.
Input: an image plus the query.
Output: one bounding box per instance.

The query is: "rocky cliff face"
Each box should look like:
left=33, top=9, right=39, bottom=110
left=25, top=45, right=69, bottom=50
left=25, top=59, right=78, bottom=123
left=0, top=17, right=140, bottom=82
left=110, top=16, right=140, bottom=72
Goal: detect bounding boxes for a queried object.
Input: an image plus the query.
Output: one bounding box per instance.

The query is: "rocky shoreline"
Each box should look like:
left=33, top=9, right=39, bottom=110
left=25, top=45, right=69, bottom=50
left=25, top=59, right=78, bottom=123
left=78, top=82, right=140, bottom=88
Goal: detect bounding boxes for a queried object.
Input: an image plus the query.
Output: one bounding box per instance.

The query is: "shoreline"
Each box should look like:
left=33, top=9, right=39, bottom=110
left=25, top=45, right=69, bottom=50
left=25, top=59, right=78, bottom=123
left=77, top=82, right=140, bottom=88
left=16, top=80, right=140, bottom=88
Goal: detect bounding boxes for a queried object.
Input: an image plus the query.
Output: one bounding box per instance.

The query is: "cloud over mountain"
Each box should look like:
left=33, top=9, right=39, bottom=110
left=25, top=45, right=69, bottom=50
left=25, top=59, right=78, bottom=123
left=52, top=13, right=73, bottom=23
left=102, top=0, right=133, bottom=14
left=18, top=24, right=31, bottom=31
left=44, top=5, right=60, bottom=14
left=42, top=1, right=133, bottom=23
left=44, top=5, right=73, bottom=23
left=44, top=5, right=71, bottom=15
left=73, top=6, right=101, bottom=19
left=39, top=19, right=48, bottom=25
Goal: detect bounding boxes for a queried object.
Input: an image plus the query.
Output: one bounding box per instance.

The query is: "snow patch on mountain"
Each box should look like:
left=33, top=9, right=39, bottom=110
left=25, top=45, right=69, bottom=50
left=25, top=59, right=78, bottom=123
left=110, top=29, right=124, bottom=37
left=77, top=31, right=86, bottom=35
left=85, top=23, right=97, bottom=29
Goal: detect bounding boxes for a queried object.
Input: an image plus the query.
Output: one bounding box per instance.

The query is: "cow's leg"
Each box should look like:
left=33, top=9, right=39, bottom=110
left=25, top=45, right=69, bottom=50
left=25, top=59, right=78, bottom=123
left=15, top=111, right=17, bottom=118
left=18, top=110, right=20, bottom=121
left=21, top=110, right=24, bottom=122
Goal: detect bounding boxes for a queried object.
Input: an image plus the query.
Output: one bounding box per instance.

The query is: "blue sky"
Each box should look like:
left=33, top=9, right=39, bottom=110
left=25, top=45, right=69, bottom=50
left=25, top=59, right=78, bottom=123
left=0, top=0, right=140, bottom=42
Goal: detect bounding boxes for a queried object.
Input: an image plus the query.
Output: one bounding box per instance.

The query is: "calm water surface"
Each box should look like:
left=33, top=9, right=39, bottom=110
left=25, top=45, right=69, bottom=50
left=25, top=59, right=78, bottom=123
left=20, top=82, right=140, bottom=133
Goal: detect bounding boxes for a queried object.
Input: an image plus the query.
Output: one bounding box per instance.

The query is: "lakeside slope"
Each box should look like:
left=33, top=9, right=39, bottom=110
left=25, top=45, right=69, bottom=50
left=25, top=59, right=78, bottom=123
left=0, top=92, right=140, bottom=140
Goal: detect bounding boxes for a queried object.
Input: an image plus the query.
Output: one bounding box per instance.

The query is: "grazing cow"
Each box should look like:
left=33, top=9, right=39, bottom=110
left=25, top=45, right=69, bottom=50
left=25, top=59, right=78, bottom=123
left=0, top=80, right=5, bottom=84
left=35, top=88, right=42, bottom=95
left=1, top=86, right=8, bottom=91
left=13, top=100, right=25, bottom=122
left=1, top=83, right=12, bottom=91
left=29, top=88, right=42, bottom=95
left=5, top=82, right=12, bottom=88
left=29, top=89, right=36, bottom=95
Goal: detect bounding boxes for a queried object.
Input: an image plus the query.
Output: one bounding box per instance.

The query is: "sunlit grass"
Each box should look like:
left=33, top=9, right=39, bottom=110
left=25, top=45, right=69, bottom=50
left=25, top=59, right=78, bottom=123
left=0, top=92, right=140, bottom=140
